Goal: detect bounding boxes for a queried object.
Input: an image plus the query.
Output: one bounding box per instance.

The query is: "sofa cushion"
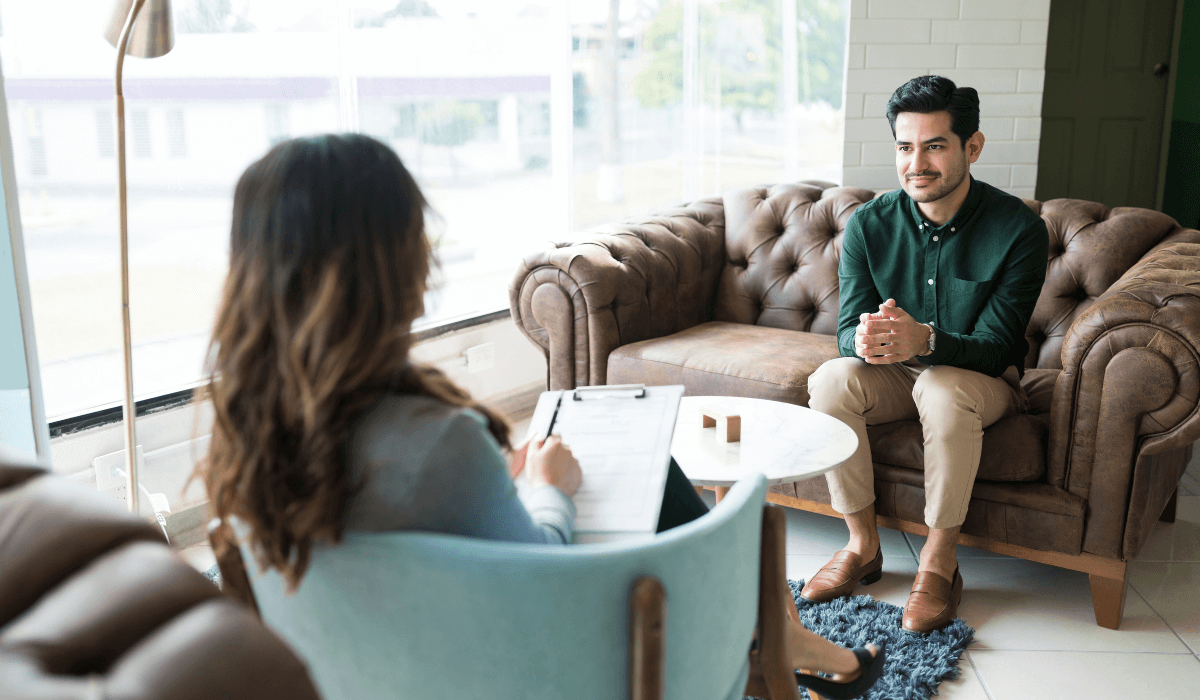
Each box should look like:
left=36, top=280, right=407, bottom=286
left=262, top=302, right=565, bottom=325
left=607, top=322, right=839, bottom=406
left=867, top=415, right=1048, bottom=482
left=614, top=330, right=1063, bottom=482
left=1021, top=367, right=1059, bottom=416
left=788, top=463, right=1086, bottom=555
left=864, top=368, right=1060, bottom=482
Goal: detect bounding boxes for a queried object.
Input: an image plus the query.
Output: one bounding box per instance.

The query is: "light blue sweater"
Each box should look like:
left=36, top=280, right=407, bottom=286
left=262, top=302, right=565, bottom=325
left=342, top=394, right=576, bottom=544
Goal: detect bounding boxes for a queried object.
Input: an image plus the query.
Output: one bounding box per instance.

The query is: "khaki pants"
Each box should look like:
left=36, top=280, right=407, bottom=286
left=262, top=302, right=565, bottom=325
left=807, top=357, right=1024, bottom=529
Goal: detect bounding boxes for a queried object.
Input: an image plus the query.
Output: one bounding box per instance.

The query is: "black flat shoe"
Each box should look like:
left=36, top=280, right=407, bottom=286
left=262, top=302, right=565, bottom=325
left=794, top=640, right=886, bottom=700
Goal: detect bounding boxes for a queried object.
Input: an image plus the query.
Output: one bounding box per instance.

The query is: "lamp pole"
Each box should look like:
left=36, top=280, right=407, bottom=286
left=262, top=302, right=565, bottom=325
left=107, top=0, right=174, bottom=514
left=114, top=0, right=143, bottom=515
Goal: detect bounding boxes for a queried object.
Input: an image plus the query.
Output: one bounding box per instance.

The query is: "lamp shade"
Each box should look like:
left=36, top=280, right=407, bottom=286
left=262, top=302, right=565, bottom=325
left=105, top=0, right=175, bottom=58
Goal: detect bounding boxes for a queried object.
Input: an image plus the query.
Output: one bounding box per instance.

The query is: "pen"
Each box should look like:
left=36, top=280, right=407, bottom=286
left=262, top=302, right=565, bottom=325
left=544, top=391, right=565, bottom=440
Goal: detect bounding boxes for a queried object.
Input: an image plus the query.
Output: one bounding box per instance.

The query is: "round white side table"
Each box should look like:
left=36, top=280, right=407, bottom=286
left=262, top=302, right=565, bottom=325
left=670, top=396, right=858, bottom=501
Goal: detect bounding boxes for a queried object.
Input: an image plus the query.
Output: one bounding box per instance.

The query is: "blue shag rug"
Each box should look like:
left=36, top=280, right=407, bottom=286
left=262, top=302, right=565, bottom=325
left=203, top=564, right=222, bottom=588
left=747, top=579, right=974, bottom=700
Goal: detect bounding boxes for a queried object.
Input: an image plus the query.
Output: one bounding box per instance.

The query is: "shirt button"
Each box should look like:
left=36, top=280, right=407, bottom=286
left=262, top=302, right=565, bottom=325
left=927, top=279, right=934, bottom=285
left=950, top=227, right=956, bottom=232
left=933, top=236, right=939, bottom=241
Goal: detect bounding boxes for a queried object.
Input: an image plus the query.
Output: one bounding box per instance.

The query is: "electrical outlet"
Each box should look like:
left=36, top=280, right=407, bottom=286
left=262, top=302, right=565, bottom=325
left=93, top=446, right=144, bottom=492
left=465, top=342, right=495, bottom=373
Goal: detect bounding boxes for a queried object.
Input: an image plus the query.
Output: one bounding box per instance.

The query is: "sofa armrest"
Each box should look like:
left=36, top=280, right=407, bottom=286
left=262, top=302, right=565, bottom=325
left=509, top=199, right=726, bottom=389
left=1049, top=239, right=1200, bottom=558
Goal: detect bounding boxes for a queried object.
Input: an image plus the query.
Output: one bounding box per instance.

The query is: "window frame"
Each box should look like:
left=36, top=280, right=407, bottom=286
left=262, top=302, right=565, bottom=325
left=47, top=305, right=513, bottom=437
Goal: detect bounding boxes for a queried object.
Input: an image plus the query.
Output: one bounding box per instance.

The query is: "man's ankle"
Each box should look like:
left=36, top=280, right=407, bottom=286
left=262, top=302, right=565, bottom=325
left=845, top=539, right=880, bottom=561
left=919, top=526, right=962, bottom=580
left=918, top=551, right=958, bottom=580
left=843, top=505, right=879, bottom=562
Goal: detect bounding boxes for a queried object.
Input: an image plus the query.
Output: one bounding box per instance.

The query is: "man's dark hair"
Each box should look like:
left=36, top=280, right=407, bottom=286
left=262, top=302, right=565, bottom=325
left=885, top=75, right=980, bottom=147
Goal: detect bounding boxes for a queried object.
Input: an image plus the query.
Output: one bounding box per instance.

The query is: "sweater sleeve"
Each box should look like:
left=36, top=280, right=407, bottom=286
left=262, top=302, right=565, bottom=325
left=408, top=411, right=576, bottom=544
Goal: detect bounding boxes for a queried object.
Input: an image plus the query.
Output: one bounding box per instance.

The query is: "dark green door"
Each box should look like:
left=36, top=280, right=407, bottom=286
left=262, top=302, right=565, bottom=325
left=1036, top=0, right=1177, bottom=208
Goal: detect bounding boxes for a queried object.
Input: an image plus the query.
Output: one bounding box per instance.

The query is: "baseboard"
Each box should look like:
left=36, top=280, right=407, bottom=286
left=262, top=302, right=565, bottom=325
left=482, top=380, right=545, bottom=424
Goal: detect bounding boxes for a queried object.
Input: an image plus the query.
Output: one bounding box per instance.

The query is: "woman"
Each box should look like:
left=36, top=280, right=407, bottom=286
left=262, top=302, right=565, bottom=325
left=198, top=134, right=881, bottom=698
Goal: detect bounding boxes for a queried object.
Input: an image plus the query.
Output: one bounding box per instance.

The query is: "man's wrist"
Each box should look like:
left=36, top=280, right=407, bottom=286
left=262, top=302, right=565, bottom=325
left=917, top=323, right=935, bottom=357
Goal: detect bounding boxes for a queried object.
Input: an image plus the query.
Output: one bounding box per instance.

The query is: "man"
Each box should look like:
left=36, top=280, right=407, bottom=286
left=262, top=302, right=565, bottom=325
left=802, top=75, right=1048, bottom=633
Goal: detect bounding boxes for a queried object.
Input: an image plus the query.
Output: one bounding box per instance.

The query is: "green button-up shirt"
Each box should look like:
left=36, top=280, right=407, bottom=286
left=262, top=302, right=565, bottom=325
left=837, top=176, right=1049, bottom=377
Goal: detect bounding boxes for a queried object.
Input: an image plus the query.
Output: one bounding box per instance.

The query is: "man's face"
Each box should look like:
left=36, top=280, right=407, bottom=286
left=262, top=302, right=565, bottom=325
left=894, top=110, right=978, bottom=203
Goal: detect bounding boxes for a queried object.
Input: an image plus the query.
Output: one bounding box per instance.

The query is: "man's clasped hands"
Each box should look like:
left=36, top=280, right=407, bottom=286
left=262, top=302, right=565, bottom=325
left=853, top=298, right=934, bottom=364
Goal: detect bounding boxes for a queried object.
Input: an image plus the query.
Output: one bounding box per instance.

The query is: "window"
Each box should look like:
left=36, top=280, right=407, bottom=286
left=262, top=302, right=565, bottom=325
left=1, top=0, right=847, bottom=422
left=571, top=0, right=848, bottom=229
left=130, top=110, right=152, bottom=158
left=166, top=108, right=187, bottom=158
left=264, top=103, right=290, bottom=146
left=95, top=109, right=115, bottom=158
left=23, top=108, right=46, bottom=176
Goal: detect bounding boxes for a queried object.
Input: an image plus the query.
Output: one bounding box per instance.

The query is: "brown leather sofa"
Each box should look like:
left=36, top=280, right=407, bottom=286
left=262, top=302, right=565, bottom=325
left=0, top=455, right=321, bottom=699
left=510, top=181, right=1200, bottom=630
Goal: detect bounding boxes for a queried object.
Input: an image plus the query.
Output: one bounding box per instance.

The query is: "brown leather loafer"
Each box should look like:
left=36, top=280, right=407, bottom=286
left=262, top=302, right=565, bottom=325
left=799, top=548, right=883, bottom=603
left=902, top=567, right=963, bottom=634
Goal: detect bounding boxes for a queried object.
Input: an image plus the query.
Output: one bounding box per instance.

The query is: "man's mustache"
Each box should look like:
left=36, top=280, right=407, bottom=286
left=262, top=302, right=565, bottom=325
left=907, top=171, right=940, bottom=179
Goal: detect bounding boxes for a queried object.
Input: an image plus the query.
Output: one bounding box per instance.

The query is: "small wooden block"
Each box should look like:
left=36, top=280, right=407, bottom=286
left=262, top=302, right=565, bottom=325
left=699, top=406, right=741, bottom=443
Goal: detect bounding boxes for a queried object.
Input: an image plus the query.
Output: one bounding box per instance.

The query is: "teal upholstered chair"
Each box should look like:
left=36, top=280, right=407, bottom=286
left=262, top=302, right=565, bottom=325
left=233, top=475, right=772, bottom=700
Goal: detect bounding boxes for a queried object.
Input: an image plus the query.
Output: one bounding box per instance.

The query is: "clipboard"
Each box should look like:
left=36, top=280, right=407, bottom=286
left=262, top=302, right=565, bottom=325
left=525, top=384, right=685, bottom=543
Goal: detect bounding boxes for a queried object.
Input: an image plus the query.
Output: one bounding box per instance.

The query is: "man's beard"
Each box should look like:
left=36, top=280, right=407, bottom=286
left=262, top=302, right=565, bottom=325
left=903, top=161, right=968, bottom=203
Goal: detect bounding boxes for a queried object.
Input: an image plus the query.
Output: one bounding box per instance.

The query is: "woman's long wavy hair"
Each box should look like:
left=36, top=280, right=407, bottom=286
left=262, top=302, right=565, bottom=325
left=197, top=134, right=510, bottom=590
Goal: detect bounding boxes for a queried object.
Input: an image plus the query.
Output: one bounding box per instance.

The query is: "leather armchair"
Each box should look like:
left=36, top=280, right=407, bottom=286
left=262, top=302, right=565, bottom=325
left=510, top=182, right=1200, bottom=629
left=0, top=455, right=321, bottom=700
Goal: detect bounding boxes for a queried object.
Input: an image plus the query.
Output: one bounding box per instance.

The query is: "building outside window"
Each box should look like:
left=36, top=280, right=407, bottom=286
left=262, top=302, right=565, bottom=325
left=130, top=109, right=153, bottom=158
left=0, top=0, right=848, bottom=426
left=95, top=108, right=115, bottom=158
left=166, top=108, right=188, bottom=158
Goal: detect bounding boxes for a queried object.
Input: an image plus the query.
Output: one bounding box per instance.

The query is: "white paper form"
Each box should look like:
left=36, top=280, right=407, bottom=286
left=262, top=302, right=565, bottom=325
left=525, top=385, right=685, bottom=542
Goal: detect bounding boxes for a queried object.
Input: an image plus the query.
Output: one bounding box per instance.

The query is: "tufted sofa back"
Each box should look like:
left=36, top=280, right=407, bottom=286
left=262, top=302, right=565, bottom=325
left=716, top=182, right=1199, bottom=370
left=0, top=455, right=321, bottom=700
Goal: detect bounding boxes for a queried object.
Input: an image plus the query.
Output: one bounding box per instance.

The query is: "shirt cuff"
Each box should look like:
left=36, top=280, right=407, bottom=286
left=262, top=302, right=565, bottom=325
left=916, top=324, right=951, bottom=366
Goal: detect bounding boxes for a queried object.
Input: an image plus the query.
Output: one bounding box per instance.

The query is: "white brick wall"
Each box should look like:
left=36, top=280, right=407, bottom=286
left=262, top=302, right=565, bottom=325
left=842, top=0, right=1050, bottom=198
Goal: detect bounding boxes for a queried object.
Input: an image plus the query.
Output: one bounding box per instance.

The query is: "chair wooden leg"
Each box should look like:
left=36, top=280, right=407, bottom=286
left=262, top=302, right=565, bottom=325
left=745, top=505, right=804, bottom=700
left=1161, top=488, right=1178, bottom=523
left=630, top=576, right=666, bottom=700
left=1088, top=563, right=1128, bottom=630
left=208, top=520, right=261, bottom=617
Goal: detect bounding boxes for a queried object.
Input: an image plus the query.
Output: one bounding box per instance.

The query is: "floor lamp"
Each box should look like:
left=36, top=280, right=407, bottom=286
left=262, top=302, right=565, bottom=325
left=104, top=0, right=174, bottom=514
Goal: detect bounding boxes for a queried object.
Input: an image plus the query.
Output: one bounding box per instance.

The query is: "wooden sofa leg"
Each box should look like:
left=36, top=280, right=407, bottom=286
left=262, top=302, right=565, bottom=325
left=1088, top=563, right=1128, bottom=630
left=1160, top=489, right=1178, bottom=523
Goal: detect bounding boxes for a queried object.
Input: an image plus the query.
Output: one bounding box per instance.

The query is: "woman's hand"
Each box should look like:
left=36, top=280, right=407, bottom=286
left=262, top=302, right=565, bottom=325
left=508, top=439, right=531, bottom=479
left=524, top=435, right=582, bottom=497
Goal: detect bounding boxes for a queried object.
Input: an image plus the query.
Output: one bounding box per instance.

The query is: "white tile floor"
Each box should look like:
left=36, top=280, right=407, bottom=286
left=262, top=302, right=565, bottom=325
left=779, top=450, right=1200, bottom=700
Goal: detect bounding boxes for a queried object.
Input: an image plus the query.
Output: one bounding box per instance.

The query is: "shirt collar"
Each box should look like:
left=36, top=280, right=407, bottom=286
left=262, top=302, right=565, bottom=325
left=906, top=175, right=983, bottom=232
